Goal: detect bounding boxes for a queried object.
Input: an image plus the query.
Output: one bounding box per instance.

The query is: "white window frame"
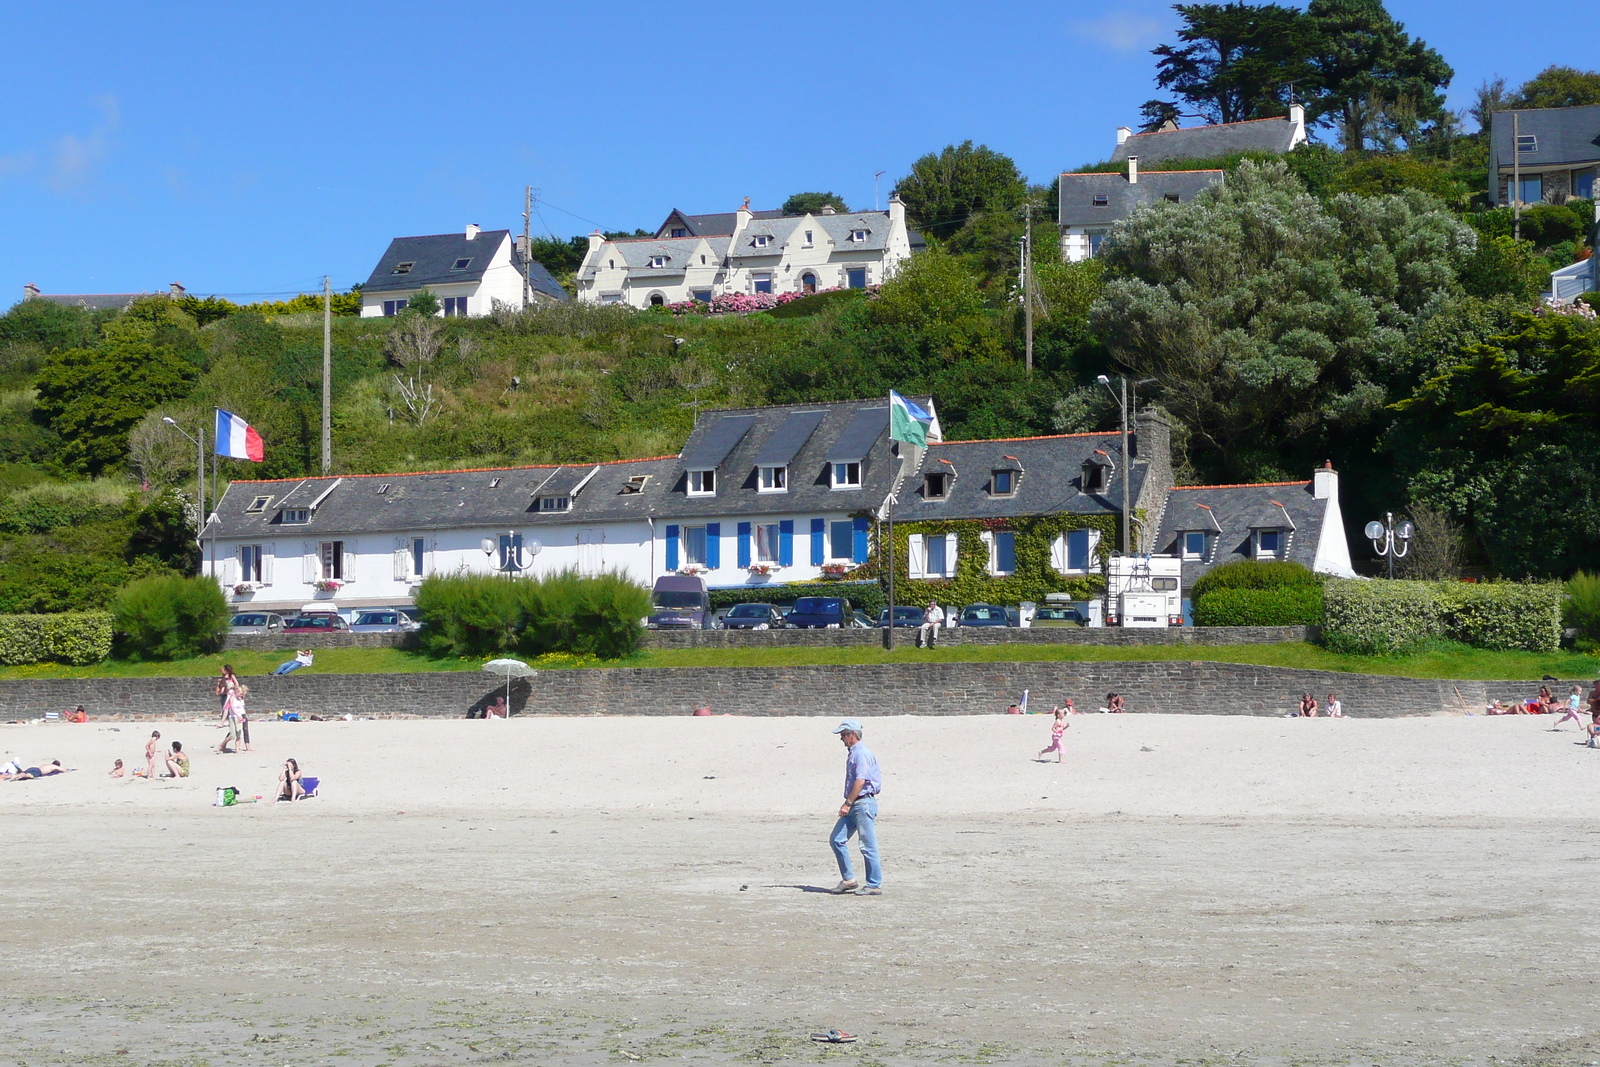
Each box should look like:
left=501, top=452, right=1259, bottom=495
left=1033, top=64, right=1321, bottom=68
left=540, top=496, right=571, bottom=512
left=753, top=235, right=770, bottom=248
left=1255, top=529, right=1283, bottom=559
left=688, top=469, right=716, bottom=497
left=682, top=525, right=708, bottom=566
left=239, top=544, right=264, bottom=583
left=755, top=523, right=780, bottom=563
left=1051, top=529, right=1101, bottom=575
left=758, top=465, right=787, bottom=493
left=851, top=228, right=867, bottom=242
left=803, top=229, right=814, bottom=247
left=319, top=540, right=345, bottom=581
left=831, top=462, right=861, bottom=490
left=648, top=256, right=666, bottom=268
left=1182, top=531, right=1206, bottom=560
left=983, top=530, right=1017, bottom=576
left=753, top=272, right=773, bottom=294
left=282, top=508, right=309, bottom=525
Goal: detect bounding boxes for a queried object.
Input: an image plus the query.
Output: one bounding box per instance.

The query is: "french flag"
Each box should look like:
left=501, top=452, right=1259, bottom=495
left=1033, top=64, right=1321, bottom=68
left=214, top=409, right=265, bottom=462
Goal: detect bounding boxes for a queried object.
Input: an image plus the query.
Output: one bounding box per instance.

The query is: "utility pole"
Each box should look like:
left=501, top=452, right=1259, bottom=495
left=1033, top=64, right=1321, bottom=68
left=522, top=185, right=534, bottom=309
left=1120, top=376, right=1130, bottom=555
left=1022, top=204, right=1034, bottom=376
left=321, top=275, right=332, bottom=475
left=1512, top=111, right=1522, bottom=243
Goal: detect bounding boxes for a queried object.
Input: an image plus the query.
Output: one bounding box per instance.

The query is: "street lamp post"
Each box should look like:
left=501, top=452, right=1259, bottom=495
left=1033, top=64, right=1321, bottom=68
left=1366, top=512, right=1413, bottom=579
left=161, top=417, right=205, bottom=576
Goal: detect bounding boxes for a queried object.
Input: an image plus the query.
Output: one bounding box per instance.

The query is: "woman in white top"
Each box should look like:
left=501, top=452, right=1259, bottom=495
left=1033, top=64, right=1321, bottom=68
left=1327, top=692, right=1343, bottom=717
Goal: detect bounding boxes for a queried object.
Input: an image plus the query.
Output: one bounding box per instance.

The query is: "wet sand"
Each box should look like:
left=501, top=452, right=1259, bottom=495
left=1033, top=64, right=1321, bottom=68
left=2, top=713, right=1597, bottom=1065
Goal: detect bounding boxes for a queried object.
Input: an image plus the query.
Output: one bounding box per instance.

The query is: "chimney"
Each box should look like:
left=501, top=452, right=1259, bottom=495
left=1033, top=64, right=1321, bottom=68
left=23, top=283, right=40, bottom=301
left=587, top=229, right=605, bottom=254
left=1127, top=155, right=1139, bottom=184
left=514, top=234, right=526, bottom=257
left=465, top=223, right=480, bottom=240
left=1116, top=126, right=1134, bottom=146
left=888, top=193, right=905, bottom=229
left=1289, top=102, right=1305, bottom=130
left=1313, top=460, right=1338, bottom=501
left=820, top=204, right=836, bottom=215
left=169, top=281, right=186, bottom=297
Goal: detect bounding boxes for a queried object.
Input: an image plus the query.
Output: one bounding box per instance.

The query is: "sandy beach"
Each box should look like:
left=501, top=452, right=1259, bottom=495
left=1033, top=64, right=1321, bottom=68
left=4, top=711, right=1598, bottom=1066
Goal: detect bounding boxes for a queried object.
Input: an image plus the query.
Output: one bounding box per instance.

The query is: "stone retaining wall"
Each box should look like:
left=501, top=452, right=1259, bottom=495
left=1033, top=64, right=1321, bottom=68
left=642, top=625, right=1311, bottom=649
left=222, top=632, right=418, bottom=653
left=0, top=665, right=1568, bottom=722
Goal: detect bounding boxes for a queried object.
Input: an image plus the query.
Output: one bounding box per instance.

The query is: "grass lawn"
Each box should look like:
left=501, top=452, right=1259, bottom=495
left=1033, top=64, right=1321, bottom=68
left=0, top=642, right=1592, bottom=682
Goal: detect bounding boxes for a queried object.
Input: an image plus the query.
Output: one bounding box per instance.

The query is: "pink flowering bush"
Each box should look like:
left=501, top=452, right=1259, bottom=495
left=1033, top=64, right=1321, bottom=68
left=667, top=287, right=847, bottom=316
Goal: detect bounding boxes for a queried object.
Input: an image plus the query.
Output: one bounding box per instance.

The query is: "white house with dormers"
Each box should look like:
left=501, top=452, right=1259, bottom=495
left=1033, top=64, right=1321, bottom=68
left=576, top=198, right=916, bottom=308
left=359, top=224, right=568, bottom=318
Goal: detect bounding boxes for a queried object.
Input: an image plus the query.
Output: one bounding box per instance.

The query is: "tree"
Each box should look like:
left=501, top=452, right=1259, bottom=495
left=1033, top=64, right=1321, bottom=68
left=406, top=288, right=441, bottom=318
left=1150, top=3, right=1315, bottom=125
left=891, top=142, right=1027, bottom=243
left=1470, top=76, right=1508, bottom=132
left=1509, top=66, right=1600, bottom=110
left=33, top=334, right=198, bottom=475
left=385, top=313, right=443, bottom=424
left=1089, top=160, right=1475, bottom=481
left=1139, top=100, right=1183, bottom=131
left=127, top=487, right=200, bottom=572
left=781, top=191, right=849, bottom=216
left=1304, top=0, right=1452, bottom=152
left=526, top=235, right=589, bottom=276
left=1393, top=502, right=1464, bottom=579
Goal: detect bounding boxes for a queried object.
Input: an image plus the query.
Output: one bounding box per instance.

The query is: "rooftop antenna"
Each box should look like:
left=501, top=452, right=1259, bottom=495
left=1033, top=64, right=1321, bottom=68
left=874, top=171, right=886, bottom=211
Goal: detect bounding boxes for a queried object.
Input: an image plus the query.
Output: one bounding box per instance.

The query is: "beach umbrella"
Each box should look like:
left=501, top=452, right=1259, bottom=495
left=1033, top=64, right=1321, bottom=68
left=481, top=658, right=536, bottom=716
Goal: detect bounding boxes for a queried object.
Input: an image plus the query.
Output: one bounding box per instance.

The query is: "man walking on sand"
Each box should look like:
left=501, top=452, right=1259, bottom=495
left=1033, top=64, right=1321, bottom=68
left=828, top=719, right=882, bottom=896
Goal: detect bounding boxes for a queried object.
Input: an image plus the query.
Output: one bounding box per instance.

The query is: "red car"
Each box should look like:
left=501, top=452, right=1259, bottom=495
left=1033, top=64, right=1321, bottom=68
left=280, top=614, right=350, bottom=634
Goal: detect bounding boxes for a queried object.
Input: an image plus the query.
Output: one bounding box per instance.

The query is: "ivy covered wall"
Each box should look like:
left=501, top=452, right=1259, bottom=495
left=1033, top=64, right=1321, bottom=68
left=854, top=514, right=1117, bottom=606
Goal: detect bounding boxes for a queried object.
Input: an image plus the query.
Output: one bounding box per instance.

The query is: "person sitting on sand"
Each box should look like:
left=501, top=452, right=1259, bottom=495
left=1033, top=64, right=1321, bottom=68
left=163, top=741, right=189, bottom=778
left=277, top=758, right=304, bottom=802
left=1485, top=700, right=1511, bottom=715
left=1327, top=692, right=1343, bottom=718
left=109, top=759, right=124, bottom=777
left=1300, top=693, right=1318, bottom=717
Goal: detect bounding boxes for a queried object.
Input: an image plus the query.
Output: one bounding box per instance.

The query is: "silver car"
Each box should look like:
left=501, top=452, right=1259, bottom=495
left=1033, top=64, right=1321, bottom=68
left=229, top=612, right=287, bottom=635
left=350, top=609, right=422, bottom=634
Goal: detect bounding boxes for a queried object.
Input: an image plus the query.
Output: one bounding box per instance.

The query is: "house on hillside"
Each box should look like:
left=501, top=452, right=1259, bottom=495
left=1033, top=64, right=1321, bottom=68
left=202, top=399, right=1355, bottom=614
left=1058, top=105, right=1308, bottom=262
left=577, top=198, right=916, bottom=308
left=21, top=281, right=188, bottom=311
left=1487, top=104, right=1600, bottom=207
left=358, top=224, right=567, bottom=318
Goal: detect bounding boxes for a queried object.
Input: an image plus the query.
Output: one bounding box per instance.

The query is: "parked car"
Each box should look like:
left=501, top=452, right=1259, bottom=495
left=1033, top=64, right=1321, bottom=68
left=959, top=603, right=1017, bottom=627
left=877, top=606, right=926, bottom=628
left=647, top=575, right=711, bottom=629
left=1032, top=604, right=1089, bottom=627
left=719, top=603, right=786, bottom=630
left=281, top=614, right=351, bottom=634
left=397, top=606, right=424, bottom=627
left=350, top=609, right=422, bottom=633
left=229, top=612, right=287, bottom=636
left=849, top=609, right=875, bottom=628
left=787, top=596, right=853, bottom=629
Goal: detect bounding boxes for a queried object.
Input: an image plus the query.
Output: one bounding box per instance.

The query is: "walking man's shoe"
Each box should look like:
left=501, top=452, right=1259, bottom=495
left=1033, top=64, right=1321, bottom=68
left=855, top=886, right=882, bottom=896
left=830, top=879, right=859, bottom=894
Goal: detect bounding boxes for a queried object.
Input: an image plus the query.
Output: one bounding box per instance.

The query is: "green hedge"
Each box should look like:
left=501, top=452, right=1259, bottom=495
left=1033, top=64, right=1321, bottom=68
left=0, top=611, right=113, bottom=665
left=1190, top=560, right=1321, bottom=602
left=415, top=570, right=650, bottom=660
left=708, top=580, right=885, bottom=617
left=1193, top=586, right=1324, bottom=627
left=112, top=574, right=230, bottom=660
left=1323, top=579, right=1562, bottom=654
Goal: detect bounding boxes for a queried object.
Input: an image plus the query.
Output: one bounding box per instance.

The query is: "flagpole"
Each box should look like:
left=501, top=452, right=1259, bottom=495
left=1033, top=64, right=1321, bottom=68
left=885, top=444, right=896, bottom=652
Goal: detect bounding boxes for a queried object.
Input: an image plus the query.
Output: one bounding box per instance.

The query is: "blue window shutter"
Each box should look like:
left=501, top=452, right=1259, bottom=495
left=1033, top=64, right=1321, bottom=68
left=737, top=523, right=751, bottom=568
left=706, top=523, right=720, bottom=569
left=852, top=517, right=869, bottom=563
left=779, top=520, right=794, bottom=566
left=810, top=518, right=825, bottom=566
left=666, top=525, right=679, bottom=572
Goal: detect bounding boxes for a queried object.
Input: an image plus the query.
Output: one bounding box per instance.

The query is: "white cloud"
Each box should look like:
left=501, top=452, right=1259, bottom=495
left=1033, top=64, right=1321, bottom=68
left=1074, top=10, right=1166, bottom=53
left=46, top=94, right=118, bottom=196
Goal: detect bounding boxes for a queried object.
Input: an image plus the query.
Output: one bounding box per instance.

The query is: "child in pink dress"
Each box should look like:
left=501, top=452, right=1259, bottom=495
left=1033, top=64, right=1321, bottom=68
left=1037, top=707, right=1069, bottom=762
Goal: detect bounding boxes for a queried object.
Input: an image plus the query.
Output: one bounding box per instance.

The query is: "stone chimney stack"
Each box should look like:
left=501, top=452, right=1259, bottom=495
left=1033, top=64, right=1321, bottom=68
left=1116, top=126, right=1134, bottom=146
left=587, top=229, right=605, bottom=253
left=169, top=281, right=186, bottom=297
left=887, top=193, right=904, bottom=229
left=23, top=283, right=40, bottom=301
left=820, top=204, right=836, bottom=215
left=1313, top=459, right=1338, bottom=501
left=1127, top=155, right=1139, bottom=184
left=465, top=223, right=480, bottom=240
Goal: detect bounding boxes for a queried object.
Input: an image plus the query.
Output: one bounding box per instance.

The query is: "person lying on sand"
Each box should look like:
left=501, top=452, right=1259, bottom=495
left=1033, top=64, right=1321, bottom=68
left=5, top=760, right=70, bottom=780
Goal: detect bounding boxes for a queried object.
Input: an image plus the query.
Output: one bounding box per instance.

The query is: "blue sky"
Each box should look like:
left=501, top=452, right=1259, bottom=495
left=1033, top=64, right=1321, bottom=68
left=1, top=1, right=1589, bottom=301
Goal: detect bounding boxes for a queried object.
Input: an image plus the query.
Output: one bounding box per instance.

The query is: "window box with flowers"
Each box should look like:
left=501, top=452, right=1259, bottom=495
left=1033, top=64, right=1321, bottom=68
left=747, top=563, right=780, bottom=576
left=677, top=564, right=708, bottom=576
left=820, top=562, right=852, bottom=578
left=232, top=582, right=258, bottom=595
left=313, top=578, right=344, bottom=593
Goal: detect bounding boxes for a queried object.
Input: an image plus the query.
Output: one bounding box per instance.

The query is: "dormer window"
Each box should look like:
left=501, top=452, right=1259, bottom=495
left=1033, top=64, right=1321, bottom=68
left=688, top=469, right=716, bottom=496
left=1256, top=529, right=1284, bottom=559
left=832, top=462, right=861, bottom=489
left=1163, top=193, right=1180, bottom=203
left=851, top=229, right=867, bottom=242
left=670, top=227, right=688, bottom=238
left=391, top=261, right=415, bottom=275
left=1092, top=194, right=1109, bottom=206
left=753, top=235, right=771, bottom=248
left=991, top=470, right=1016, bottom=496
left=1082, top=462, right=1109, bottom=492
left=1182, top=531, right=1207, bottom=559
left=648, top=256, right=667, bottom=268
left=451, top=258, right=472, bottom=270
left=925, top=472, right=947, bottom=499
left=281, top=508, right=309, bottom=525
left=246, top=495, right=272, bottom=513
left=759, top=465, right=787, bottom=493
left=539, top=495, right=571, bottom=513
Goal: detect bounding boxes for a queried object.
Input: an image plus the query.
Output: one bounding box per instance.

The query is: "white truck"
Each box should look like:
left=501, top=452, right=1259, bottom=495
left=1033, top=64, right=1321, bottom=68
left=1104, top=554, right=1183, bottom=628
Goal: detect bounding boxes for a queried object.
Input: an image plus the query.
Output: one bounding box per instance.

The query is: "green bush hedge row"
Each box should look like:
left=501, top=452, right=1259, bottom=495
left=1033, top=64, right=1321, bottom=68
left=415, top=570, right=650, bottom=660
left=1189, top=560, right=1321, bottom=602
left=1323, top=579, right=1562, bottom=654
left=707, top=580, right=886, bottom=617
left=0, top=611, right=113, bottom=665
left=1193, top=586, right=1325, bottom=627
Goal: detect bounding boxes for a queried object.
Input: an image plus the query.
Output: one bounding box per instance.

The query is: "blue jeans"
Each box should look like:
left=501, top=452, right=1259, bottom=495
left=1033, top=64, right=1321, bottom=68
left=829, top=796, right=881, bottom=888
left=273, top=660, right=306, bottom=675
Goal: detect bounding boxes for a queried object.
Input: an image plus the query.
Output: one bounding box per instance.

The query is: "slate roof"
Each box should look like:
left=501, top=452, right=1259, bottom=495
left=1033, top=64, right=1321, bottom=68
left=1490, top=105, right=1600, bottom=170
left=656, top=208, right=787, bottom=239
left=33, top=293, right=150, bottom=311
left=893, top=434, right=1148, bottom=522
left=1153, top=480, right=1326, bottom=589
left=729, top=217, right=806, bottom=260
left=210, top=457, right=679, bottom=539
left=1110, top=115, right=1303, bottom=165
left=581, top=236, right=731, bottom=281
left=361, top=230, right=567, bottom=300
left=1058, top=170, right=1224, bottom=227
left=815, top=212, right=892, bottom=253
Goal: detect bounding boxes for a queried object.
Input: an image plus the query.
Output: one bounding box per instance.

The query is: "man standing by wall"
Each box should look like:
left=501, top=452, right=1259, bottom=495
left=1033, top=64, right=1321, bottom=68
left=828, top=719, right=882, bottom=895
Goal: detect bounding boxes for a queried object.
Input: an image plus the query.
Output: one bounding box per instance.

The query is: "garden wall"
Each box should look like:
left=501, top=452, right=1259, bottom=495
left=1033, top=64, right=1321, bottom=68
left=0, top=664, right=1566, bottom=722
left=222, top=632, right=418, bottom=653
left=642, top=625, right=1311, bottom=649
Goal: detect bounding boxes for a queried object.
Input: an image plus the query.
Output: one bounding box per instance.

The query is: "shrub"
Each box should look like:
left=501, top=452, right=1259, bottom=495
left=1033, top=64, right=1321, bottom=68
left=111, top=574, right=229, bottom=660
left=1189, top=560, right=1320, bottom=602
left=1193, top=586, right=1324, bottom=627
left=415, top=570, right=649, bottom=660
left=707, top=580, right=886, bottom=617
left=1323, top=579, right=1563, bottom=655
left=1565, top=571, right=1600, bottom=643
left=0, top=611, right=113, bottom=665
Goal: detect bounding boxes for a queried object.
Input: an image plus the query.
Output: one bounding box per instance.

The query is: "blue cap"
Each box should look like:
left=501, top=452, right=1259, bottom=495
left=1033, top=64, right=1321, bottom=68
left=832, top=719, right=863, bottom=736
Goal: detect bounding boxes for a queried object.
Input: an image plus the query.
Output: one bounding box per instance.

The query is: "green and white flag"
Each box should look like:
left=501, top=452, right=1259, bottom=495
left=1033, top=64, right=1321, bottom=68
left=889, top=390, right=940, bottom=446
